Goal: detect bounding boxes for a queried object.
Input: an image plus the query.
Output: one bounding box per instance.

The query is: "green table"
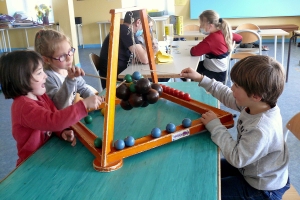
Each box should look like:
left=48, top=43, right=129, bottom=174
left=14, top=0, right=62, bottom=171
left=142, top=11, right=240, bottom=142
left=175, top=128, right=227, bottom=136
left=0, top=82, right=221, bottom=199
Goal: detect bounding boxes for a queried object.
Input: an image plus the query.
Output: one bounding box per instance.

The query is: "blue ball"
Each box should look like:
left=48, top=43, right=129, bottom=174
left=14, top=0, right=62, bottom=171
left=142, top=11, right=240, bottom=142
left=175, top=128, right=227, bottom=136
left=151, top=127, right=161, bottom=138
left=132, top=71, right=142, bottom=80
left=124, top=136, right=135, bottom=147
left=166, top=123, right=176, bottom=133
left=114, top=139, right=125, bottom=150
left=182, top=118, right=192, bottom=128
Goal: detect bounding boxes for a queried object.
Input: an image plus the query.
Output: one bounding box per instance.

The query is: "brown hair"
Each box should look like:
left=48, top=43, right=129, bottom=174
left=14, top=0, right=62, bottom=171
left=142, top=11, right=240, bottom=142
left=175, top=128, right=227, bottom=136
left=230, top=55, right=285, bottom=107
left=199, top=10, right=233, bottom=51
left=0, top=51, right=43, bottom=99
left=34, top=29, right=71, bottom=69
left=124, top=10, right=141, bottom=24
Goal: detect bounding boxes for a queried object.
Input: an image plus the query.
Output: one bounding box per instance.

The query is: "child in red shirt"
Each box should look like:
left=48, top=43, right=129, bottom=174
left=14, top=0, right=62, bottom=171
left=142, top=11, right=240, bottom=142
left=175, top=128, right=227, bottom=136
left=0, top=51, right=103, bottom=165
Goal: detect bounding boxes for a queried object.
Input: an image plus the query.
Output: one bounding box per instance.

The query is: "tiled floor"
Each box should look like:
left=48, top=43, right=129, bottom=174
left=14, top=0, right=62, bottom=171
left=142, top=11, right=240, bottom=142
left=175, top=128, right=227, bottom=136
left=0, top=42, right=300, bottom=194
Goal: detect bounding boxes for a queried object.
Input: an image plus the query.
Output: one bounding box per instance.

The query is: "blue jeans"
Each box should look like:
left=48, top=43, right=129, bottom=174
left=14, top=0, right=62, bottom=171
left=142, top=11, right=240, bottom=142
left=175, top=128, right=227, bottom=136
left=221, top=158, right=290, bottom=200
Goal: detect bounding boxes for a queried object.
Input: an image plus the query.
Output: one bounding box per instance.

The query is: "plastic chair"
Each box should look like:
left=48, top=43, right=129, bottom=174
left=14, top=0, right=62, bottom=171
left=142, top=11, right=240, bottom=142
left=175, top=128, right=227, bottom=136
left=234, top=29, right=262, bottom=55
left=236, top=23, right=260, bottom=31
left=224, top=41, right=235, bottom=86
left=89, top=53, right=103, bottom=92
left=282, top=112, right=300, bottom=199
left=183, top=24, right=200, bottom=40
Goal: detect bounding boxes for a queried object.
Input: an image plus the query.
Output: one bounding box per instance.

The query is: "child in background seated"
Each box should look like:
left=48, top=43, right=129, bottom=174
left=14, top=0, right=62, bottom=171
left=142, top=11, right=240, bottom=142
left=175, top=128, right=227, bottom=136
left=34, top=29, right=96, bottom=110
left=191, top=10, right=242, bottom=83
left=180, top=55, right=290, bottom=199
left=0, top=51, right=103, bottom=166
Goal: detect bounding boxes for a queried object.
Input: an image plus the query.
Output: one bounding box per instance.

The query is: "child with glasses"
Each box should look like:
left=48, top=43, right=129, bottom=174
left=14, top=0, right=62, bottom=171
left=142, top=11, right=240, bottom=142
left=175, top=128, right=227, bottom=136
left=0, top=51, right=103, bottom=166
left=34, top=29, right=96, bottom=109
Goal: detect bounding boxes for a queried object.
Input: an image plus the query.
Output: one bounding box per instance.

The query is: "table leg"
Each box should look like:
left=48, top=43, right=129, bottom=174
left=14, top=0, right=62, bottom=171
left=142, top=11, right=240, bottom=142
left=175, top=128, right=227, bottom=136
left=24, top=29, right=29, bottom=48
left=274, top=35, right=277, bottom=60
left=98, top=24, right=103, bottom=47
left=5, top=30, right=11, bottom=52
left=286, top=35, right=298, bottom=82
left=281, top=36, right=285, bottom=65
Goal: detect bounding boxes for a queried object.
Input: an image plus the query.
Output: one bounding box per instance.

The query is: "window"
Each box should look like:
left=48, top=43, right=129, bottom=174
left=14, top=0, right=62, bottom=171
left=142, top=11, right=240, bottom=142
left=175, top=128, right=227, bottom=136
left=6, top=0, right=54, bottom=23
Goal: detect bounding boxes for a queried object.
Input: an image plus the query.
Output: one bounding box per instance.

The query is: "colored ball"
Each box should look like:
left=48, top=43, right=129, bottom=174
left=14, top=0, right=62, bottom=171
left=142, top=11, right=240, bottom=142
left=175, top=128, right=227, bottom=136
left=151, top=83, right=163, bottom=95
left=173, top=89, right=180, bottom=97
left=128, top=93, right=144, bottom=107
left=114, top=139, right=125, bottom=150
left=120, top=100, right=133, bottom=110
left=124, top=136, right=135, bottom=147
left=141, top=101, right=149, bottom=107
left=129, top=83, right=136, bottom=93
left=182, top=118, right=192, bottom=128
left=178, top=91, right=185, bottom=99
left=166, top=123, right=176, bottom=133
left=101, top=107, right=106, bottom=116
left=116, top=84, right=130, bottom=101
left=94, top=137, right=102, bottom=148
left=183, top=93, right=191, bottom=101
left=146, top=89, right=159, bottom=104
left=124, top=74, right=133, bottom=83
left=84, top=115, right=93, bottom=124
left=135, top=78, right=151, bottom=94
left=151, top=127, right=161, bottom=138
left=132, top=71, right=142, bottom=80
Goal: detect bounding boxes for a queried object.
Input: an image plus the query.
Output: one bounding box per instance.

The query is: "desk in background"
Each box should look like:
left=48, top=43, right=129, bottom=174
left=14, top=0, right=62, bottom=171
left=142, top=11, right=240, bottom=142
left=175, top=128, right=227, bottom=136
left=3, top=25, right=53, bottom=52
left=119, top=40, right=200, bottom=79
left=0, top=82, right=220, bottom=199
left=174, top=29, right=289, bottom=65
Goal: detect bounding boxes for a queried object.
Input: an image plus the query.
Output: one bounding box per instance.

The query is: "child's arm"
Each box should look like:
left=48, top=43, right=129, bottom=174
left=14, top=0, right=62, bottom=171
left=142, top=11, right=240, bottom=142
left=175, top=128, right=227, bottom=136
left=180, top=67, right=204, bottom=82
left=45, top=70, right=77, bottom=109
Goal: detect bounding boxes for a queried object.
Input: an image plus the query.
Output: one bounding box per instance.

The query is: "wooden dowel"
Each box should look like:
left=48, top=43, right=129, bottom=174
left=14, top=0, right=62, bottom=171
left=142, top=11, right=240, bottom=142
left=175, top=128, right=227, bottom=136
left=116, top=80, right=126, bottom=88
left=85, top=73, right=107, bottom=80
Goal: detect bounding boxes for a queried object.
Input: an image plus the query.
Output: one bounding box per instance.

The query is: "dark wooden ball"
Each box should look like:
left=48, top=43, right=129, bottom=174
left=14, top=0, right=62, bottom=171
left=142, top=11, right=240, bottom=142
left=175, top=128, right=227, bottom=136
left=146, top=89, right=159, bottom=104
left=151, top=83, right=163, bottom=95
left=116, top=84, right=130, bottom=101
left=135, top=78, right=151, bottom=94
left=120, top=100, right=133, bottom=110
left=128, top=93, right=144, bottom=107
left=141, top=101, right=149, bottom=107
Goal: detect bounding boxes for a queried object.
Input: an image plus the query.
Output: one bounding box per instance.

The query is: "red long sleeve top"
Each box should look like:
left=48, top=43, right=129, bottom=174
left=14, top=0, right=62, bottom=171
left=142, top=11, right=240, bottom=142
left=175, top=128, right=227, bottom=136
left=11, top=94, right=87, bottom=165
left=190, top=30, right=243, bottom=72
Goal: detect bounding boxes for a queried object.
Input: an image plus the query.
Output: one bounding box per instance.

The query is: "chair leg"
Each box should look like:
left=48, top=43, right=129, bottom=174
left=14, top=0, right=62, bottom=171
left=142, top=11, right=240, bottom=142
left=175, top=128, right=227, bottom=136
left=286, top=35, right=298, bottom=82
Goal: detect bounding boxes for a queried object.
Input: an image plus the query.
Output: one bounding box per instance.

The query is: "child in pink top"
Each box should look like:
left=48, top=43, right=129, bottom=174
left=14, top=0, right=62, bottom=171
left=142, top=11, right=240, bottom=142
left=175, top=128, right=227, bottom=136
left=0, top=50, right=103, bottom=165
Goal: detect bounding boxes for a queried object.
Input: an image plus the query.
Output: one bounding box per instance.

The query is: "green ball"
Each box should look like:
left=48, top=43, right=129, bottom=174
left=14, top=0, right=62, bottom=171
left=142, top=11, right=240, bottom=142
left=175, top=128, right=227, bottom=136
left=94, top=137, right=102, bottom=148
left=129, top=83, right=136, bottom=92
left=124, top=74, right=133, bottom=83
left=84, top=115, right=93, bottom=124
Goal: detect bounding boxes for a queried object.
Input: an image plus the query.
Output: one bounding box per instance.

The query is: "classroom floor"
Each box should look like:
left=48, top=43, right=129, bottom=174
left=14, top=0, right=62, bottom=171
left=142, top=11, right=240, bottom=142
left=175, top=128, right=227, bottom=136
left=1, top=42, right=300, bottom=194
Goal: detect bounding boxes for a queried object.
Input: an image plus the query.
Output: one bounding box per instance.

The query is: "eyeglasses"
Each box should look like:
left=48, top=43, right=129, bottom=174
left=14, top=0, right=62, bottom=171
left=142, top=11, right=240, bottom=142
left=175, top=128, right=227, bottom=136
left=50, top=47, right=76, bottom=62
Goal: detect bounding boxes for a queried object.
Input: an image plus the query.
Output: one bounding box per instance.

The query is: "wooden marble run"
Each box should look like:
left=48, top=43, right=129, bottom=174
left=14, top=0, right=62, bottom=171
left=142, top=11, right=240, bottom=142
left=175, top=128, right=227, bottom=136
left=71, top=7, right=234, bottom=172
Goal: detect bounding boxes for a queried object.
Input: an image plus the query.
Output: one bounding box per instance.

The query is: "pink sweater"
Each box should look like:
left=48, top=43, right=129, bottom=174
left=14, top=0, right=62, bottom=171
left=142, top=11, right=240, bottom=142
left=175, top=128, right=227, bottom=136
left=11, top=94, right=87, bottom=165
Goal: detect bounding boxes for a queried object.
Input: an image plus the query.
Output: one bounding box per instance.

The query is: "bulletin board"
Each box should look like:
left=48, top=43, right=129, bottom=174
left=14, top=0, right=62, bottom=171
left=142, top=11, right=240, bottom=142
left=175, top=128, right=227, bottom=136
left=190, top=0, right=300, bottom=19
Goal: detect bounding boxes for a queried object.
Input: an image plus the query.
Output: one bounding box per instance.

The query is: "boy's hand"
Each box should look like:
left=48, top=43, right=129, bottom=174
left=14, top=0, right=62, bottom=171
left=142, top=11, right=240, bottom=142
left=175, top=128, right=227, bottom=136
left=82, top=95, right=104, bottom=110
left=67, top=66, right=85, bottom=79
left=200, top=110, right=218, bottom=125
left=61, top=129, right=76, bottom=146
left=180, top=67, right=203, bottom=82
